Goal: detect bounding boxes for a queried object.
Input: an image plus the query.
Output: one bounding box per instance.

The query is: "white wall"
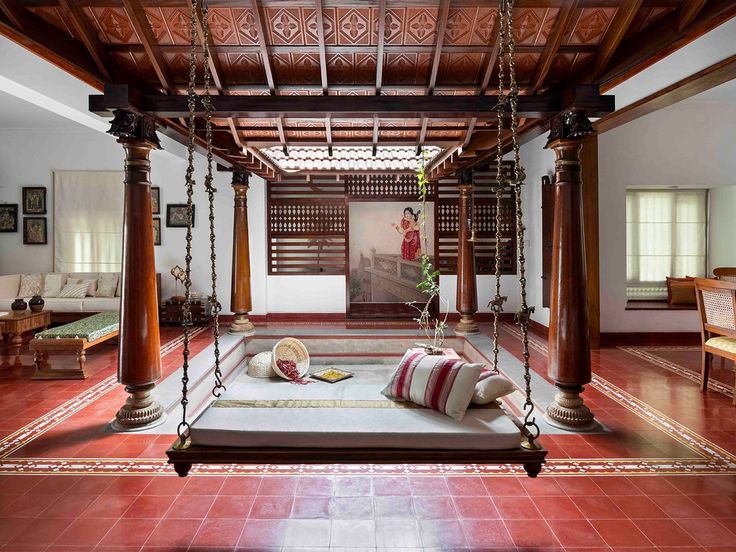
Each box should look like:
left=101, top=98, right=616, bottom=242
left=708, top=185, right=736, bottom=272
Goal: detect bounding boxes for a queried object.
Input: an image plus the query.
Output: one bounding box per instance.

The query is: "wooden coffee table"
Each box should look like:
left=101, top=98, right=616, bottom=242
left=1, top=310, right=51, bottom=363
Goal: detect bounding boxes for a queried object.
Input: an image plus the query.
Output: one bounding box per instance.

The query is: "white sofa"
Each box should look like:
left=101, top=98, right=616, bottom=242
left=0, top=272, right=120, bottom=314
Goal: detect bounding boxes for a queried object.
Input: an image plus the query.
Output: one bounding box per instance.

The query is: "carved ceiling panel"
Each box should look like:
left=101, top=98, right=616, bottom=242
left=327, top=53, right=376, bottom=84
left=437, top=53, right=484, bottom=85
left=383, top=53, right=432, bottom=85
left=384, top=7, right=440, bottom=46
left=223, top=53, right=265, bottom=84
left=87, top=7, right=140, bottom=45
left=564, top=7, right=618, bottom=46
left=512, top=8, right=559, bottom=46
left=272, top=52, right=322, bottom=84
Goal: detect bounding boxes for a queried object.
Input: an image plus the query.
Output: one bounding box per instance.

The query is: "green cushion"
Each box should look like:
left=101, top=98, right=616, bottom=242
left=35, top=311, right=119, bottom=342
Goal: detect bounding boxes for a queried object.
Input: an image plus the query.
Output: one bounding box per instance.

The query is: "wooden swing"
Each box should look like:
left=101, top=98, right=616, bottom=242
left=166, top=0, right=547, bottom=478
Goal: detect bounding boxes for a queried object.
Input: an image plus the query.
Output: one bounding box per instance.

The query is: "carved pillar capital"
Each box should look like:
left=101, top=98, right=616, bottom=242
left=545, top=111, right=594, bottom=148
left=460, top=168, right=474, bottom=186
left=108, top=109, right=161, bottom=149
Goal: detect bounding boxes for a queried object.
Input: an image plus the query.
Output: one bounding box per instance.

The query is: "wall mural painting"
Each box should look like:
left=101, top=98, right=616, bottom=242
left=349, top=201, right=435, bottom=306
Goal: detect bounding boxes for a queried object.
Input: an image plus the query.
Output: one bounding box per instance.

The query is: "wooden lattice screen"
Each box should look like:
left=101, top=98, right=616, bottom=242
left=267, top=178, right=347, bottom=274
left=436, top=170, right=517, bottom=276
left=267, top=171, right=515, bottom=275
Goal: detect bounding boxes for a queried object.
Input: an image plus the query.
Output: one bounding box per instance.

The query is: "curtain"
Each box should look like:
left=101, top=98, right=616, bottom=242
left=54, top=171, right=124, bottom=273
left=626, top=189, right=707, bottom=298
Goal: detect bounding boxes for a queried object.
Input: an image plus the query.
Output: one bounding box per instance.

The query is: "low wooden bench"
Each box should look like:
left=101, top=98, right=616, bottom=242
left=30, top=312, right=119, bottom=380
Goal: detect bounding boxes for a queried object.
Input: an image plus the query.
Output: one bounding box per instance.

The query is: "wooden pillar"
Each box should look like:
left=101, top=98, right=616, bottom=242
left=108, top=110, right=165, bottom=431
left=455, top=170, right=479, bottom=335
left=581, top=135, right=601, bottom=349
left=544, top=111, right=597, bottom=432
left=229, top=170, right=255, bottom=335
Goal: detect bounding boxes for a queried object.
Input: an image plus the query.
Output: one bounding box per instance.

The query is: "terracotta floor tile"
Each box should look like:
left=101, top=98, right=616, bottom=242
left=635, top=518, right=699, bottom=547
left=334, top=476, right=372, bottom=497
left=463, top=519, right=514, bottom=548
left=329, top=496, right=373, bottom=519
left=291, top=496, right=331, bottom=519
left=249, top=496, right=294, bottom=519
left=372, top=476, right=410, bottom=496
left=122, top=494, right=177, bottom=519
left=207, top=494, right=255, bottom=518
left=143, top=518, right=202, bottom=547
left=534, top=495, right=586, bottom=519
left=505, top=519, right=561, bottom=548
left=493, top=496, right=543, bottom=519
left=257, top=476, right=299, bottom=496
left=163, top=494, right=215, bottom=519
left=676, top=518, right=736, bottom=547
left=575, top=495, right=628, bottom=519
left=610, top=495, right=669, bottom=519
left=54, top=518, right=117, bottom=547
left=190, top=518, right=246, bottom=548
left=418, top=519, right=466, bottom=548
left=453, top=496, right=500, bottom=519
left=220, top=475, right=261, bottom=496
left=237, top=519, right=287, bottom=548
left=98, top=518, right=158, bottom=547
left=545, top=519, right=607, bottom=548
left=412, top=496, right=457, bottom=519
left=373, top=496, right=414, bottom=519
left=650, top=494, right=708, bottom=518
left=446, top=476, right=488, bottom=496
left=295, top=476, right=333, bottom=496
left=590, top=519, right=653, bottom=547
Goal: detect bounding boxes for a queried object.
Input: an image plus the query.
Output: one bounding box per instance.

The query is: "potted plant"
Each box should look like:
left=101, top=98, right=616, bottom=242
left=409, top=156, right=449, bottom=355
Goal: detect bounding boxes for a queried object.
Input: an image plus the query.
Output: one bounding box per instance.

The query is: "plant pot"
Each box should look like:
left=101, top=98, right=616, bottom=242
left=11, top=298, right=27, bottom=312
left=29, top=295, right=45, bottom=312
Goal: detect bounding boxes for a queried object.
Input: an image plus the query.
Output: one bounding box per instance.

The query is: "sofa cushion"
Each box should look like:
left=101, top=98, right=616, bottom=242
left=0, top=275, right=20, bottom=300
left=18, top=273, right=43, bottom=297
left=96, top=273, right=119, bottom=298
left=39, top=298, right=85, bottom=312
left=82, top=297, right=121, bottom=312
left=59, top=283, right=88, bottom=298
left=42, top=273, right=66, bottom=297
left=67, top=278, right=98, bottom=297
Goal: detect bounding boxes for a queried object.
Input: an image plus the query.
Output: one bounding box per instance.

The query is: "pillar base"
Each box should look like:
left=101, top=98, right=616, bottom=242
left=544, top=387, right=599, bottom=432
left=454, top=314, right=480, bottom=335
left=229, top=314, right=255, bottom=336
left=110, top=385, right=165, bottom=432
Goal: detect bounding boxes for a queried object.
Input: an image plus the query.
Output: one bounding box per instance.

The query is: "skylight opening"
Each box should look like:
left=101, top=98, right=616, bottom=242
left=260, top=145, right=443, bottom=173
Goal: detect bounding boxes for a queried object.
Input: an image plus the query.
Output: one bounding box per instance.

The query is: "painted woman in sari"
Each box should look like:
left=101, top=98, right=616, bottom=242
left=392, top=207, right=421, bottom=261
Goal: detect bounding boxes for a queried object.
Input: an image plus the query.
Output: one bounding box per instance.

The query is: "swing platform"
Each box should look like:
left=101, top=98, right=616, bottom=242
left=166, top=364, right=547, bottom=477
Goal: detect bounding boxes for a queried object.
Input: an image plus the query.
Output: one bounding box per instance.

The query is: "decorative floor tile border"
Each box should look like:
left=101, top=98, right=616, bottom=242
left=620, top=345, right=734, bottom=398
left=504, top=324, right=736, bottom=472
left=1, top=324, right=735, bottom=476
left=0, top=326, right=207, bottom=459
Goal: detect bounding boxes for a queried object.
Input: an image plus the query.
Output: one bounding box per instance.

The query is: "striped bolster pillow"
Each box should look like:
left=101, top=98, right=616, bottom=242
left=59, top=283, right=89, bottom=298
left=381, top=350, right=483, bottom=421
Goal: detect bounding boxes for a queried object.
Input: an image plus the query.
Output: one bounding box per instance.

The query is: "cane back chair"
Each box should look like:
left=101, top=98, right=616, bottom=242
left=694, top=278, right=736, bottom=405
left=713, top=267, right=736, bottom=283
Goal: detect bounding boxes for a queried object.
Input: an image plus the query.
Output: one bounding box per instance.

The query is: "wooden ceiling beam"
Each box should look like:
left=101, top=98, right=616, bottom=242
left=314, top=0, right=328, bottom=95
left=325, top=117, right=333, bottom=156
left=679, top=0, right=709, bottom=31
left=530, top=0, right=579, bottom=93
left=122, top=0, right=174, bottom=92
left=0, top=0, right=104, bottom=87
left=91, top=84, right=615, bottom=118
left=590, top=0, right=644, bottom=81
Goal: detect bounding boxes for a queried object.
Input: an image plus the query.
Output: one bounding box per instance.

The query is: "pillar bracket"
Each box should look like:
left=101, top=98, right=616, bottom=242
left=108, top=109, right=161, bottom=148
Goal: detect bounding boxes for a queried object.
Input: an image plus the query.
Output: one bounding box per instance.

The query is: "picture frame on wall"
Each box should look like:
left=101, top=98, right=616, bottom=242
left=22, top=187, right=47, bottom=215
left=166, top=204, right=195, bottom=228
left=151, top=186, right=161, bottom=215
left=0, top=204, right=18, bottom=232
left=153, top=217, right=162, bottom=245
left=23, top=217, right=47, bottom=244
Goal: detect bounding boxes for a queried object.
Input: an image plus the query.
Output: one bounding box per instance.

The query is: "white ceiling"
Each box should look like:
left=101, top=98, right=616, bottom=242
left=0, top=90, right=81, bottom=129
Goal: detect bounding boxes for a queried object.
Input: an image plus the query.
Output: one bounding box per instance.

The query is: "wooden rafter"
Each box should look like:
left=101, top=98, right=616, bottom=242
left=56, top=0, right=111, bottom=81
left=313, top=0, right=332, bottom=158
left=590, top=0, right=644, bottom=81
left=276, top=118, right=288, bottom=156
left=249, top=0, right=276, bottom=92
left=530, top=0, right=579, bottom=93
left=122, top=0, right=173, bottom=93
left=679, top=0, right=709, bottom=31
left=325, top=116, right=333, bottom=156
left=375, top=0, right=386, bottom=94
left=371, top=116, right=379, bottom=156
left=419, top=0, right=450, bottom=155
left=0, top=0, right=104, bottom=87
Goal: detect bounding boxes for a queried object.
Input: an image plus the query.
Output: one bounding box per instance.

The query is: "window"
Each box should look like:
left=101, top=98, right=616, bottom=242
left=626, top=189, right=707, bottom=299
left=54, top=171, right=124, bottom=273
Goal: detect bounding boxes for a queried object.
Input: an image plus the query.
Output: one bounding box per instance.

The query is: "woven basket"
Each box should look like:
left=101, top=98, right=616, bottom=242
left=247, top=351, right=276, bottom=378
left=272, top=337, right=310, bottom=380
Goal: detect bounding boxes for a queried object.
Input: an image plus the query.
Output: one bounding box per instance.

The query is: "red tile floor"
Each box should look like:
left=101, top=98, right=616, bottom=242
left=0, top=322, right=735, bottom=551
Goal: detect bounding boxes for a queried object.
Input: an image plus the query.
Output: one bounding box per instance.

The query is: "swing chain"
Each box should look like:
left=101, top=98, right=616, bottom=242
left=501, top=0, right=540, bottom=445
left=489, top=0, right=510, bottom=375
left=176, top=0, right=200, bottom=447
left=201, top=1, right=226, bottom=399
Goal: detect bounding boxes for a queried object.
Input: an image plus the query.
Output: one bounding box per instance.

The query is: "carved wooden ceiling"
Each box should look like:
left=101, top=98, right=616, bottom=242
left=1, top=0, right=735, bottom=178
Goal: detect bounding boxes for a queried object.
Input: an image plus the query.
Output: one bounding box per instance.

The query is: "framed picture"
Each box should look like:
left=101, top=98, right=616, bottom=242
left=22, top=187, right=47, bottom=215
left=0, top=204, right=18, bottom=232
left=23, top=217, right=47, bottom=244
left=151, top=186, right=161, bottom=215
left=166, top=204, right=195, bottom=228
left=153, top=217, right=162, bottom=246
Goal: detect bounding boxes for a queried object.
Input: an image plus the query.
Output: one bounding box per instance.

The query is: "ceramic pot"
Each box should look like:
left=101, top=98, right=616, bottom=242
left=11, top=298, right=27, bottom=311
left=29, top=295, right=45, bottom=313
